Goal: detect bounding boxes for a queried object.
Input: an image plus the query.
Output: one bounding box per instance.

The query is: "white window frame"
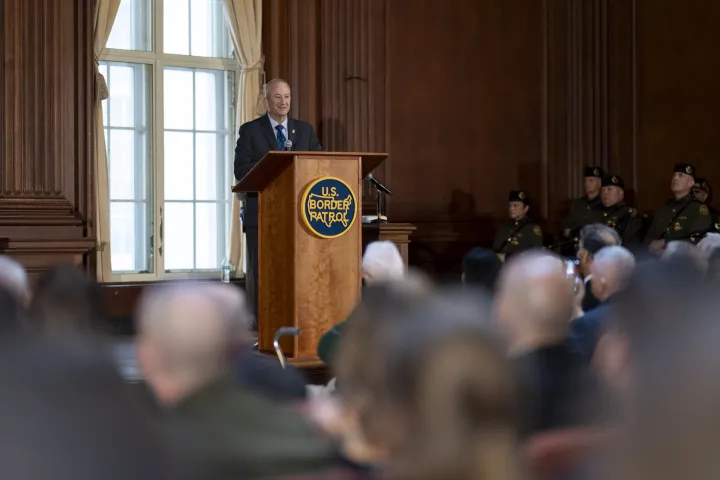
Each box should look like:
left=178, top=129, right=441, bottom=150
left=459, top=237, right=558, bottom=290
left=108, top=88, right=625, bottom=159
left=100, top=0, right=239, bottom=282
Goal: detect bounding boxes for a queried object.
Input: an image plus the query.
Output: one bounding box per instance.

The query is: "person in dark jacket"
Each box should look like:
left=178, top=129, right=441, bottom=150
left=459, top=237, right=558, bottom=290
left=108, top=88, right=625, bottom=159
left=494, top=251, right=594, bottom=436
left=568, top=246, right=636, bottom=365
left=492, top=190, right=544, bottom=260
left=137, top=283, right=338, bottom=480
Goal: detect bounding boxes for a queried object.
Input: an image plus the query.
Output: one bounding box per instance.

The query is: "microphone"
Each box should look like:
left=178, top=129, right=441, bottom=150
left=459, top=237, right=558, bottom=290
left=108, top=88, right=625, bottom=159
left=366, top=173, right=392, bottom=195
left=283, top=139, right=293, bottom=151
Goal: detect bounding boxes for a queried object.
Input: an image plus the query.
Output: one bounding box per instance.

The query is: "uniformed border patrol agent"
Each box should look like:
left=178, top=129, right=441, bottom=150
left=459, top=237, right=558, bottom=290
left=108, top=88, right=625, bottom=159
left=493, top=190, right=544, bottom=260
left=645, top=163, right=712, bottom=253
left=595, top=175, right=642, bottom=245
left=563, top=166, right=605, bottom=238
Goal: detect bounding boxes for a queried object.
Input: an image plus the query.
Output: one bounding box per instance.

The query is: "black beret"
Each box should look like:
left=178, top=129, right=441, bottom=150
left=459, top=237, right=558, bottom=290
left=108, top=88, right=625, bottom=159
left=584, top=166, right=604, bottom=178
left=694, top=177, right=711, bottom=193
left=601, top=174, right=625, bottom=190
left=508, top=190, right=529, bottom=205
left=674, top=163, right=696, bottom=178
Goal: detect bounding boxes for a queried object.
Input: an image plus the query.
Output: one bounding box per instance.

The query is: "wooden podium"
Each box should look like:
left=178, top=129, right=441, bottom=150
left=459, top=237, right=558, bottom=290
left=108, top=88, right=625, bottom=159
left=233, top=151, right=388, bottom=359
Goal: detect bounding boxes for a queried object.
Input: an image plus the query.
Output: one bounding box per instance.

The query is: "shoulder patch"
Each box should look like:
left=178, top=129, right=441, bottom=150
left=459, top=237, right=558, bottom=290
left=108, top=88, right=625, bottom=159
left=533, top=225, right=542, bottom=237
left=700, top=205, right=709, bottom=216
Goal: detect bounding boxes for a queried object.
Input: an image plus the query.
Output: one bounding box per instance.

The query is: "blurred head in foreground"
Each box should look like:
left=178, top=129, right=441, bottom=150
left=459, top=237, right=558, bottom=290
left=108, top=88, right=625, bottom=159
left=136, top=283, right=250, bottom=407
left=336, top=285, right=523, bottom=480
left=494, top=250, right=575, bottom=353
left=600, top=260, right=720, bottom=480
left=0, top=337, right=169, bottom=480
left=26, top=266, right=104, bottom=336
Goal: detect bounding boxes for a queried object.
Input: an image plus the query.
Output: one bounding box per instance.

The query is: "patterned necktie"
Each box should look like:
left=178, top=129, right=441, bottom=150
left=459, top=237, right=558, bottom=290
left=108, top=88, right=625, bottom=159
left=275, top=124, right=286, bottom=150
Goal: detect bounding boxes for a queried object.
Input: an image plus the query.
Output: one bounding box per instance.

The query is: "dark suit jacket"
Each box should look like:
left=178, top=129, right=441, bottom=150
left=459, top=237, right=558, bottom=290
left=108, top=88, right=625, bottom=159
left=568, top=300, right=612, bottom=365
left=234, top=115, right=323, bottom=227
left=166, top=379, right=338, bottom=480
left=515, top=343, right=594, bottom=437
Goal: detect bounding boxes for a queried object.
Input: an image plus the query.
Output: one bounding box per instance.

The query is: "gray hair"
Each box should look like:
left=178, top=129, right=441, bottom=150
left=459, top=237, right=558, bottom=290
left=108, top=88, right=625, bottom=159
left=362, top=241, right=405, bottom=283
left=593, top=245, right=636, bottom=289
left=0, top=255, right=30, bottom=303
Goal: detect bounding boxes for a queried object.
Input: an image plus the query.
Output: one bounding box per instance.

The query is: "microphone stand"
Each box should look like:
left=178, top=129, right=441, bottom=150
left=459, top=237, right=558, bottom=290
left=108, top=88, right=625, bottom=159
left=366, top=174, right=392, bottom=224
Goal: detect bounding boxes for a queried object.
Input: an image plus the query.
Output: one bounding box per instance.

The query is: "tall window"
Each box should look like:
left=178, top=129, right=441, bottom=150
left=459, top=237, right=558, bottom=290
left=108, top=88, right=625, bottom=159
left=101, top=0, right=237, bottom=280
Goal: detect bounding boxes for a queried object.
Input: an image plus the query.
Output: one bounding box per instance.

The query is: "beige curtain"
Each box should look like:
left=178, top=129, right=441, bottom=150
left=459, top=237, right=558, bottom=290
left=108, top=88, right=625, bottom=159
left=93, top=0, right=121, bottom=280
left=222, top=0, right=264, bottom=275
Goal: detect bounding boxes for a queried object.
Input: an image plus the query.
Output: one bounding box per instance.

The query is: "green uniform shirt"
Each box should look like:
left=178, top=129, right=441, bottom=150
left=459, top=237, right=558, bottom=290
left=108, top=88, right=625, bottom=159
left=492, top=217, right=544, bottom=256
left=594, top=202, right=643, bottom=244
left=563, top=195, right=603, bottom=232
left=644, top=194, right=712, bottom=244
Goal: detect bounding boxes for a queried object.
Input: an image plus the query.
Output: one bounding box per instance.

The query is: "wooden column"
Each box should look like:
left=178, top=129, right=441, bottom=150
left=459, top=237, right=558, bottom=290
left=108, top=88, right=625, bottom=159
left=0, top=0, right=96, bottom=274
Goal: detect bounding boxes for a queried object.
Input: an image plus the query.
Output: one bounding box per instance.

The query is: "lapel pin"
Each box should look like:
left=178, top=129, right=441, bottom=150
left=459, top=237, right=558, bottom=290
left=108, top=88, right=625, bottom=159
left=292, top=129, right=295, bottom=134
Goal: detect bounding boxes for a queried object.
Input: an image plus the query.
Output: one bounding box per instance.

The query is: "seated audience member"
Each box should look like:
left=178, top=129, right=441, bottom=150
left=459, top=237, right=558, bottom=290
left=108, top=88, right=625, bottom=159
left=25, top=266, right=104, bottom=336
left=660, top=240, right=705, bottom=274
left=0, top=255, right=30, bottom=308
left=317, top=241, right=406, bottom=365
left=136, top=283, right=338, bottom=480
left=361, top=241, right=405, bottom=284
left=494, top=251, right=593, bottom=437
left=334, top=290, right=524, bottom=480
left=598, top=264, right=720, bottom=480
left=462, top=247, right=503, bottom=293
left=576, top=224, right=621, bottom=312
left=568, top=246, right=635, bottom=365
left=0, top=336, right=170, bottom=480
left=708, top=247, right=720, bottom=281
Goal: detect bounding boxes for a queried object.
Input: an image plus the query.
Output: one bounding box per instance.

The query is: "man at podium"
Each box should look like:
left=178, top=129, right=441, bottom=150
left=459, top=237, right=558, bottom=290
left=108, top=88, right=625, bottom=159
left=234, top=79, right=323, bottom=318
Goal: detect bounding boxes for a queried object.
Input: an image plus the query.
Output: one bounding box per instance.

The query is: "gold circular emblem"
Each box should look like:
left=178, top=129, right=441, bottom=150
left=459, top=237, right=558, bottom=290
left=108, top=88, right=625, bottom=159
left=593, top=168, right=600, bottom=176
left=612, top=176, right=618, bottom=184
left=533, top=225, right=542, bottom=237
left=686, top=166, right=693, bottom=174
left=700, top=205, right=709, bottom=216
left=674, top=222, right=682, bottom=232
left=518, top=191, right=525, bottom=200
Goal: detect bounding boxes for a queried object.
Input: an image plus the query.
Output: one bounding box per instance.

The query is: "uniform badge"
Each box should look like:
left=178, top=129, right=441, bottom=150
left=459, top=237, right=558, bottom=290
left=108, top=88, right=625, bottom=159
left=611, top=176, right=619, bottom=184
left=700, top=205, right=709, bottom=216
left=607, top=219, right=617, bottom=228
left=674, top=222, right=682, bottom=232
left=509, top=237, right=519, bottom=246
left=533, top=225, right=542, bottom=236
left=518, top=191, right=525, bottom=200
left=629, top=207, right=636, bottom=217
left=593, top=168, right=600, bottom=176
left=292, top=129, right=296, bottom=134
left=686, top=166, right=693, bottom=174
left=716, top=222, right=720, bottom=231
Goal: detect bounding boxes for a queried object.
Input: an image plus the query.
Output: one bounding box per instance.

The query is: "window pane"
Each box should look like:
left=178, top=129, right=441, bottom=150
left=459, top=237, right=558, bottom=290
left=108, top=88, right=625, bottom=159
left=165, top=202, right=195, bottom=270
left=195, top=203, right=221, bottom=269
left=195, top=133, right=219, bottom=200
left=107, top=0, right=152, bottom=52
left=190, top=0, right=231, bottom=58
left=109, top=130, right=136, bottom=200
left=108, top=65, right=135, bottom=127
left=164, top=0, right=190, bottom=55
left=164, top=132, right=194, bottom=200
left=110, top=202, right=149, bottom=272
left=164, top=68, right=194, bottom=130
left=195, top=71, right=218, bottom=130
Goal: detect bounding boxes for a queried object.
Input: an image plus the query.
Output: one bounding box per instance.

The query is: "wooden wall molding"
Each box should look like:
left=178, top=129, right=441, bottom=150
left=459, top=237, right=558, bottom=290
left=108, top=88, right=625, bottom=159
left=0, top=0, right=96, bottom=267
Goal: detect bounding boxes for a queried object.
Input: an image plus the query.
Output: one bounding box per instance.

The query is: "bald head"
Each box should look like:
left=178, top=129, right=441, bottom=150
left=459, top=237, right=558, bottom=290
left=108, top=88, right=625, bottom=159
left=495, top=251, right=575, bottom=346
left=136, top=283, right=250, bottom=405
left=0, top=256, right=29, bottom=305
left=590, top=246, right=635, bottom=301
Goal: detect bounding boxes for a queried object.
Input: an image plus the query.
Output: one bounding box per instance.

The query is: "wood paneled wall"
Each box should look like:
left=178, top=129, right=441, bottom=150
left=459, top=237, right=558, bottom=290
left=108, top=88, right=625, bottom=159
left=0, top=0, right=96, bottom=274
left=263, top=0, right=720, bottom=275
